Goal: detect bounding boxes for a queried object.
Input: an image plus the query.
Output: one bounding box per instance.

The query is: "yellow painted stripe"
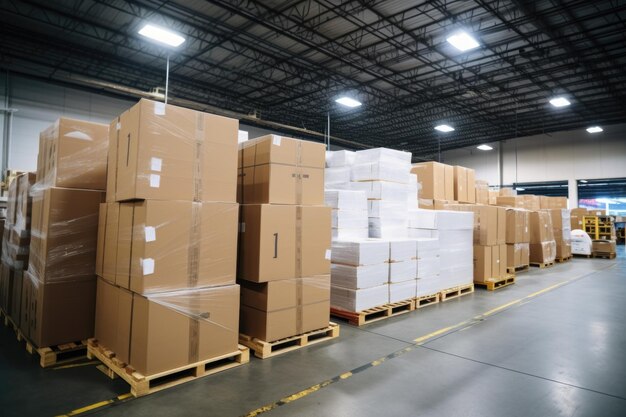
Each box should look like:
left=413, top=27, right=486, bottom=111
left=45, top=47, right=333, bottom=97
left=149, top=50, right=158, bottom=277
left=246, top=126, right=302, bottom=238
left=117, top=393, right=133, bottom=401
left=53, top=361, right=99, bottom=370
left=339, top=372, right=352, bottom=379
left=481, top=298, right=525, bottom=317
left=58, top=400, right=113, bottom=416
left=413, top=324, right=460, bottom=343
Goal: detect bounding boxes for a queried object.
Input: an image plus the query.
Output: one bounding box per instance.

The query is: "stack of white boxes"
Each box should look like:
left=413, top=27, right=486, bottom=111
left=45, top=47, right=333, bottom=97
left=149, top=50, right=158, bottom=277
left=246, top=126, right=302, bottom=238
left=389, top=239, right=418, bottom=302
left=437, top=210, right=474, bottom=289
left=325, top=150, right=355, bottom=190
left=325, top=190, right=368, bottom=240
left=416, top=238, right=441, bottom=297
left=330, top=240, right=390, bottom=312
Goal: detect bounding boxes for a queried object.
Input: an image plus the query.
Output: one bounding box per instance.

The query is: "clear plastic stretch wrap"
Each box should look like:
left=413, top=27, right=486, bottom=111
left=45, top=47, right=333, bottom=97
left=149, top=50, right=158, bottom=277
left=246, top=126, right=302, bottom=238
left=332, top=210, right=369, bottom=230
left=507, top=243, right=530, bottom=268
left=324, top=167, right=351, bottom=188
left=95, top=278, right=240, bottom=376
left=325, top=150, right=356, bottom=167
left=325, top=190, right=367, bottom=211
left=351, top=161, right=411, bottom=184
left=354, top=148, right=412, bottom=165
left=34, top=118, right=109, bottom=192
left=351, top=181, right=408, bottom=201
left=331, top=263, right=388, bottom=289
left=389, top=280, right=417, bottom=303
left=2, top=173, right=36, bottom=271
left=530, top=240, right=557, bottom=264
left=331, top=239, right=390, bottom=266
left=98, top=200, right=238, bottom=294
left=408, top=208, right=438, bottom=230
left=331, top=284, right=389, bottom=312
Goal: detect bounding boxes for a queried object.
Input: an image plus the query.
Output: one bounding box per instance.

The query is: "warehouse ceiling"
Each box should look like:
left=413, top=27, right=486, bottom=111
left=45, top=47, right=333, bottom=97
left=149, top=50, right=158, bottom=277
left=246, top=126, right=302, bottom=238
left=1, top=0, right=626, bottom=160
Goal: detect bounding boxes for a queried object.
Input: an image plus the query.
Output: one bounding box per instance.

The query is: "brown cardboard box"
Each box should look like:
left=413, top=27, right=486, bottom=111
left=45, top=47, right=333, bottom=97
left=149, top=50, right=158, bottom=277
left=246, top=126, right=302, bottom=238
left=570, top=215, right=582, bottom=231
left=0, top=263, right=23, bottom=321
left=466, top=169, right=476, bottom=203
left=571, top=208, right=588, bottom=218
left=110, top=99, right=238, bottom=202
left=101, top=203, right=120, bottom=284
left=497, top=244, right=507, bottom=278
left=240, top=135, right=325, bottom=168
left=522, top=195, right=541, bottom=211
left=95, top=203, right=107, bottom=278
left=547, top=209, right=571, bottom=244
left=5, top=177, right=18, bottom=226
left=556, top=243, right=572, bottom=259
left=473, top=245, right=491, bottom=282
left=37, top=118, right=109, bottom=190
left=240, top=275, right=330, bottom=311
left=130, top=284, right=240, bottom=376
left=496, top=196, right=525, bottom=209
left=446, top=204, right=505, bottom=246
left=14, top=173, right=36, bottom=234
left=453, top=166, right=468, bottom=203
left=592, top=240, right=616, bottom=254
left=499, top=188, right=516, bottom=197
left=411, top=162, right=447, bottom=200
left=505, top=209, right=530, bottom=244
left=588, top=209, right=606, bottom=216
left=488, top=190, right=499, bottom=205
left=444, top=165, right=454, bottom=201
left=529, top=211, right=554, bottom=244
left=529, top=241, right=556, bottom=264
left=238, top=205, right=331, bottom=282
left=94, top=277, right=132, bottom=364
left=433, top=199, right=454, bottom=210
left=240, top=300, right=330, bottom=342
left=29, top=187, right=104, bottom=283
left=506, top=243, right=530, bottom=268
left=21, top=271, right=96, bottom=348
left=539, top=196, right=567, bottom=209
left=114, top=200, right=238, bottom=293
left=475, top=179, right=489, bottom=205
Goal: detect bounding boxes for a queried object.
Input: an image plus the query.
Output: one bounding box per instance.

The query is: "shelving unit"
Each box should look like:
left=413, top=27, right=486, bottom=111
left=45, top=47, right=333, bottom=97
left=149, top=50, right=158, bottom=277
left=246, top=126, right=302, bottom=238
left=583, top=215, right=615, bottom=240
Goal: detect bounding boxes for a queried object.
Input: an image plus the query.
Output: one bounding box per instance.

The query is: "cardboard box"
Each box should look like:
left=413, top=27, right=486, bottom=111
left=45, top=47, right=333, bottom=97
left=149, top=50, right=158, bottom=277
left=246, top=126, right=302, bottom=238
left=505, top=209, right=530, bottom=244
left=499, top=188, right=516, bottom=197
left=240, top=275, right=330, bottom=311
left=529, top=211, right=554, bottom=244
left=556, top=243, right=572, bottom=259
left=0, top=264, right=23, bottom=323
left=496, top=196, right=525, bottom=208
left=592, top=240, right=616, bottom=254
left=547, top=209, right=571, bottom=244
left=110, top=99, right=238, bottom=202
left=21, top=272, right=96, bottom=348
left=475, top=180, right=489, bottom=205
left=570, top=208, right=588, bottom=218
left=95, top=277, right=132, bottom=364
left=411, top=162, right=446, bottom=200
left=473, top=244, right=507, bottom=282
left=507, top=243, right=529, bottom=268
left=570, top=215, right=583, bottom=231
left=453, top=166, right=468, bottom=203
left=29, top=187, right=104, bottom=283
left=530, top=241, right=556, bottom=264
left=446, top=204, right=506, bottom=246
left=37, top=118, right=109, bottom=190
left=539, top=196, right=567, bottom=209
left=14, top=173, right=36, bottom=234
left=418, top=198, right=434, bottom=210
left=488, top=190, right=498, bottom=205
left=114, top=200, right=238, bottom=293
left=522, top=195, right=540, bottom=211
left=238, top=205, right=331, bottom=282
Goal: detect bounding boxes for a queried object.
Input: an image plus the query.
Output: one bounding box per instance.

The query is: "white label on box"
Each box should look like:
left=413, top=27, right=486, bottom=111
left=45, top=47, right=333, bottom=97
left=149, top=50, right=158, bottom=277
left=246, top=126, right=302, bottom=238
left=272, top=135, right=281, bottom=146
left=149, top=174, right=160, bottom=188
left=142, top=258, right=155, bottom=275
left=144, top=226, right=156, bottom=242
left=325, top=249, right=331, bottom=260
left=154, top=102, right=166, bottom=115
left=239, top=222, right=246, bottom=233
left=150, top=157, right=162, bottom=172
left=116, top=122, right=121, bottom=131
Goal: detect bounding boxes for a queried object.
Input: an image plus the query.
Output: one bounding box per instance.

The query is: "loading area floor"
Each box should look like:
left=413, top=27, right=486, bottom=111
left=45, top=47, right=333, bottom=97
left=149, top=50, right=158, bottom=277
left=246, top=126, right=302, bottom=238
left=1, top=253, right=625, bottom=417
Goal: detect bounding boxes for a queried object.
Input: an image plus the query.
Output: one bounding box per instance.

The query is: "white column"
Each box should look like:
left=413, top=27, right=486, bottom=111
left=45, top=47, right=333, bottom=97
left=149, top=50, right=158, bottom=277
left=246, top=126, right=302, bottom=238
left=568, top=178, right=578, bottom=208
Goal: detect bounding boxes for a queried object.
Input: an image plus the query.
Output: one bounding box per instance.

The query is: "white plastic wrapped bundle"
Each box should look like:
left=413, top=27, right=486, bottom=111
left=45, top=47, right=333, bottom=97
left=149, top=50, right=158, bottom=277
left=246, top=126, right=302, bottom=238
left=417, top=277, right=442, bottom=297
left=326, top=150, right=356, bottom=167
left=325, top=190, right=367, bottom=211
left=408, top=229, right=439, bottom=239
left=351, top=181, right=408, bottom=201
left=332, top=228, right=369, bottom=240
left=389, top=280, right=417, bottom=303
left=571, top=229, right=592, bottom=255
left=332, top=211, right=368, bottom=229
left=435, top=211, right=474, bottom=289
left=389, top=239, right=418, bottom=262
left=369, top=218, right=408, bottom=239
left=330, top=239, right=390, bottom=266
left=354, top=148, right=412, bottom=164
left=408, top=209, right=438, bottom=229
left=407, top=174, right=419, bottom=209
left=331, top=263, right=388, bottom=289
left=389, top=261, right=417, bottom=283
left=351, top=162, right=411, bottom=184
left=436, top=210, right=473, bottom=230
left=325, top=167, right=351, bottom=189
left=331, top=284, right=389, bottom=312
left=368, top=200, right=408, bottom=218
left=416, top=238, right=440, bottom=279
left=416, top=238, right=440, bottom=259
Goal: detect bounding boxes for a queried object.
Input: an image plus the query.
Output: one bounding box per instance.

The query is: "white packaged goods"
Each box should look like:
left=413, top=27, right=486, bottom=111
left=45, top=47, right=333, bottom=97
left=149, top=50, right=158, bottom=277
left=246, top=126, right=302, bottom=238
left=368, top=200, right=408, bottom=218
left=355, top=148, right=412, bottom=164
left=408, top=209, right=438, bottom=229
left=369, top=218, right=408, bottom=239
left=571, top=229, right=592, bottom=255
left=331, top=263, right=389, bottom=289
left=326, top=150, right=356, bottom=167
left=408, top=174, right=419, bottom=209
left=351, top=162, right=411, bottom=184
left=331, top=239, right=390, bottom=266
left=331, top=284, right=389, bottom=312
left=332, top=228, right=369, bottom=241
left=332, top=210, right=368, bottom=229
left=389, top=261, right=418, bottom=283
left=325, top=190, right=367, bottom=210
left=351, top=181, right=408, bottom=201
left=408, top=229, right=439, bottom=239
left=436, top=210, right=474, bottom=230
left=417, top=277, right=441, bottom=297
left=325, top=167, right=351, bottom=187
left=369, top=217, right=408, bottom=229
left=417, top=257, right=440, bottom=278
left=389, top=280, right=417, bottom=303
left=416, top=238, right=440, bottom=258
left=389, top=239, right=418, bottom=262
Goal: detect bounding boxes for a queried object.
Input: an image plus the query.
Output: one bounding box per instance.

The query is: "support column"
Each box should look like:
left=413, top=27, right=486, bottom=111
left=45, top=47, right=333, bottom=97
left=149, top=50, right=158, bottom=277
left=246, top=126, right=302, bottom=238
left=568, top=178, right=578, bottom=208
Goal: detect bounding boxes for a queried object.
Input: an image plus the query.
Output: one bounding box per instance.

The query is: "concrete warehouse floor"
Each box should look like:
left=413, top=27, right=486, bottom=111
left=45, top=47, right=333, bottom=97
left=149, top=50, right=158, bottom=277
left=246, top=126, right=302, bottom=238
left=1, top=253, right=625, bottom=417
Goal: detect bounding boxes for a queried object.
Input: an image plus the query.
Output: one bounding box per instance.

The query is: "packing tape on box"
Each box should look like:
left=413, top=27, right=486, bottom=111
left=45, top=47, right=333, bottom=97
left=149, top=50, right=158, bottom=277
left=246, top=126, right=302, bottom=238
left=193, top=113, right=204, bottom=202
left=296, top=278, right=303, bottom=335
left=295, top=206, right=303, bottom=278
left=189, top=318, right=199, bottom=363
left=295, top=141, right=303, bottom=205
left=187, top=202, right=202, bottom=288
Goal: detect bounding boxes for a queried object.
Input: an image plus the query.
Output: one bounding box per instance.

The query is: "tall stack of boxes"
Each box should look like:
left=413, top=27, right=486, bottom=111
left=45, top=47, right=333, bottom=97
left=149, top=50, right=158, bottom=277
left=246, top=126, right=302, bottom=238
left=475, top=180, right=490, bottom=205
left=237, top=135, right=331, bottom=342
left=505, top=209, right=531, bottom=270
left=325, top=190, right=368, bottom=240
left=411, top=161, right=454, bottom=209
left=95, top=100, right=241, bottom=376
left=22, top=118, right=108, bottom=348
left=547, top=209, right=572, bottom=259
left=529, top=210, right=556, bottom=264
left=388, top=239, right=418, bottom=302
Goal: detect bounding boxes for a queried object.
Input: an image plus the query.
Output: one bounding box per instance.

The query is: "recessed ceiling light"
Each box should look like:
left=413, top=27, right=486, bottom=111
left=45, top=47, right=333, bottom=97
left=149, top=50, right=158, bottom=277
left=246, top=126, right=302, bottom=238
left=335, top=97, right=362, bottom=108
left=434, top=124, right=455, bottom=132
left=549, top=97, right=571, bottom=107
left=138, top=24, right=185, bottom=47
left=586, top=126, right=603, bottom=133
left=446, top=31, right=480, bottom=52
left=477, top=144, right=493, bottom=151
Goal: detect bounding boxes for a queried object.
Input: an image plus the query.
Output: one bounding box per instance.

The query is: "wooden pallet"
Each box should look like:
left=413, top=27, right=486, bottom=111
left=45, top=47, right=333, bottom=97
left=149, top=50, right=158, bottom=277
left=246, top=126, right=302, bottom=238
left=506, top=264, right=530, bottom=275
left=239, top=322, right=340, bottom=359
left=475, top=275, right=516, bottom=291
left=87, top=339, right=249, bottom=397
left=25, top=339, right=88, bottom=368
left=592, top=252, right=617, bottom=259
left=440, top=283, right=475, bottom=301
left=530, top=261, right=555, bottom=268
left=555, top=256, right=573, bottom=263
left=415, top=293, right=440, bottom=309
left=573, top=254, right=592, bottom=258
left=0, top=308, right=19, bottom=334
left=331, top=299, right=415, bottom=326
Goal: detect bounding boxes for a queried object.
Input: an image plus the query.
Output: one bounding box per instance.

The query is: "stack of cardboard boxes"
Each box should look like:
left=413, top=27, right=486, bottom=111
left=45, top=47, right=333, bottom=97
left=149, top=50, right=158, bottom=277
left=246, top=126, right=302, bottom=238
left=22, top=118, right=108, bottom=348
left=95, top=100, right=241, bottom=376
left=547, top=209, right=572, bottom=260
left=475, top=180, right=489, bottom=205
left=505, top=209, right=531, bottom=270
left=0, top=173, right=34, bottom=324
left=237, top=135, right=331, bottom=342
left=529, top=211, right=556, bottom=264
left=411, top=161, right=454, bottom=209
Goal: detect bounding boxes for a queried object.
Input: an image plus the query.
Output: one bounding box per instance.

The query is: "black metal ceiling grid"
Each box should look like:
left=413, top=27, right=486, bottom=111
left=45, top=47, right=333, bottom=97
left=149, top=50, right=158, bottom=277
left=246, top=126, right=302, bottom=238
left=1, top=0, right=625, bottom=159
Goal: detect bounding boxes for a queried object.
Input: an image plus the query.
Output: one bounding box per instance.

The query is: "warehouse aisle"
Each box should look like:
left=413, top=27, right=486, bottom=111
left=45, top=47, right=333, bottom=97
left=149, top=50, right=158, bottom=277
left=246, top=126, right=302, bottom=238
left=1, top=256, right=624, bottom=417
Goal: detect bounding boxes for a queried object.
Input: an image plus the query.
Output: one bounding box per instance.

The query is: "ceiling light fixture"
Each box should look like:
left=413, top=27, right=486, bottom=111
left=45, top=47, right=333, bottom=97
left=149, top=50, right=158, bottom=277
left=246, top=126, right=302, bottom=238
left=138, top=24, right=185, bottom=47
left=446, top=31, right=480, bottom=52
left=586, top=126, right=603, bottom=133
left=434, top=124, right=455, bottom=132
left=477, top=144, right=493, bottom=151
left=335, top=97, right=362, bottom=108
left=549, top=97, right=571, bottom=108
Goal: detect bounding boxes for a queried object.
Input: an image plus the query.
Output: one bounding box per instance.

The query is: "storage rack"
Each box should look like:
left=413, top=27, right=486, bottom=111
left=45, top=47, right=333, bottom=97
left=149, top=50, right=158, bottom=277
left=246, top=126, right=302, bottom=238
left=583, top=215, right=615, bottom=240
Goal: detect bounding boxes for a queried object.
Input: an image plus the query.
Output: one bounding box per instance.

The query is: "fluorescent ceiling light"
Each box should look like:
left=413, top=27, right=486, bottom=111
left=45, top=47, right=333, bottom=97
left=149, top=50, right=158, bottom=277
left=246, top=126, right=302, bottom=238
left=586, top=126, right=603, bottom=133
left=515, top=187, right=525, bottom=191
left=446, top=31, right=480, bottom=52
left=335, top=97, right=362, bottom=108
left=549, top=97, right=571, bottom=107
left=477, top=144, right=493, bottom=151
left=579, top=179, right=588, bottom=183
left=434, top=124, right=455, bottom=132
left=138, top=24, right=185, bottom=47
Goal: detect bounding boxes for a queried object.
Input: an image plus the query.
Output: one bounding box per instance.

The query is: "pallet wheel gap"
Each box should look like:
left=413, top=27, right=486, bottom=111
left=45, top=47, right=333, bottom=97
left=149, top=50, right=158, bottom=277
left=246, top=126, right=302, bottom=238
left=331, top=299, right=415, bottom=326
left=415, top=292, right=440, bottom=309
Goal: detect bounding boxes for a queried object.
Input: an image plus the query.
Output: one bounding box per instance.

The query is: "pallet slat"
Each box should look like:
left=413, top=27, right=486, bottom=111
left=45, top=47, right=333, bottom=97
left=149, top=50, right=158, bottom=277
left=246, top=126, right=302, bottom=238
left=475, top=275, right=516, bottom=291
left=239, top=322, right=340, bottom=359
left=506, top=264, right=530, bottom=275
left=555, top=256, right=573, bottom=263
left=530, top=261, right=555, bottom=268
left=87, top=339, right=249, bottom=397
left=440, top=283, right=475, bottom=301
left=415, top=293, right=440, bottom=309
left=592, top=252, right=616, bottom=259
left=331, top=299, right=415, bottom=326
